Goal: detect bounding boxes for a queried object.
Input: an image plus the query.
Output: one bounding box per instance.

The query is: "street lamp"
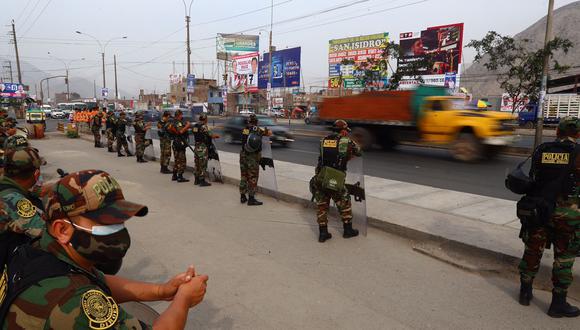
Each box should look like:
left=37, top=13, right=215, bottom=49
left=47, top=52, right=85, bottom=101
left=75, top=31, right=127, bottom=99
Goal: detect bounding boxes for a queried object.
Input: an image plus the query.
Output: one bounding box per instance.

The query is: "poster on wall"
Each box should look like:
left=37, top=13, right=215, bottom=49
left=0, top=82, right=27, bottom=98
left=229, top=52, right=259, bottom=93
left=258, top=47, right=301, bottom=89
left=217, top=34, right=259, bottom=60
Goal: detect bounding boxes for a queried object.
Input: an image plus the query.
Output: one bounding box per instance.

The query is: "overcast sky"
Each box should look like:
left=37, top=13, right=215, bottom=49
left=0, top=0, right=577, bottom=97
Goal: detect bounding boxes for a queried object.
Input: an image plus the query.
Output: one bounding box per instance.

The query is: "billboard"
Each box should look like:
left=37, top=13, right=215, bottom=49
left=217, top=33, right=259, bottom=60
left=258, top=47, right=301, bottom=89
left=187, top=74, right=196, bottom=93
left=398, top=23, right=464, bottom=87
left=0, top=82, right=27, bottom=99
left=328, top=33, right=389, bottom=89
left=228, top=52, right=259, bottom=93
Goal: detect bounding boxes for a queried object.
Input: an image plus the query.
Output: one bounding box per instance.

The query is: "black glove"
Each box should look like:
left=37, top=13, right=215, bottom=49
left=126, top=135, right=133, bottom=143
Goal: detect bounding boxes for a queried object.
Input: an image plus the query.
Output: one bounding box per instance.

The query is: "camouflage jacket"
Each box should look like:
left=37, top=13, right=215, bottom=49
left=133, top=119, right=147, bottom=135
left=115, top=118, right=129, bottom=137
left=2, top=229, right=151, bottom=330
left=0, top=176, right=45, bottom=239
left=156, top=119, right=170, bottom=140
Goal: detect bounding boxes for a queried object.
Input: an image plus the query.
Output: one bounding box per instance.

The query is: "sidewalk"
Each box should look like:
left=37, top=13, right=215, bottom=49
left=79, top=131, right=579, bottom=299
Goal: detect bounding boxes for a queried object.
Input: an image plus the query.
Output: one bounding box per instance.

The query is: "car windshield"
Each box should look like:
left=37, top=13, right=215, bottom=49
left=257, top=117, right=275, bottom=126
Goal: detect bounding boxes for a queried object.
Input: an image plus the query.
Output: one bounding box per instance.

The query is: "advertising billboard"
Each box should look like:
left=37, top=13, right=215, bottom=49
left=328, top=33, right=389, bottom=89
left=187, top=74, right=196, bottom=93
left=217, top=33, right=259, bottom=60
left=228, top=52, right=259, bottom=93
left=258, top=47, right=301, bottom=89
left=0, top=82, right=27, bottom=99
left=398, top=23, right=464, bottom=88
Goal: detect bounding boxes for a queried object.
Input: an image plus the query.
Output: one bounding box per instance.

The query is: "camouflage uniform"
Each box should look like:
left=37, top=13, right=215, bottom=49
left=239, top=125, right=266, bottom=196
left=105, top=112, right=117, bottom=152
left=91, top=112, right=104, bottom=147
left=169, top=118, right=188, bottom=177
left=313, top=133, right=362, bottom=226
left=133, top=115, right=151, bottom=162
left=193, top=123, right=213, bottom=181
left=157, top=117, right=172, bottom=168
left=115, top=116, right=131, bottom=156
left=1, top=170, right=150, bottom=329
left=519, top=136, right=580, bottom=294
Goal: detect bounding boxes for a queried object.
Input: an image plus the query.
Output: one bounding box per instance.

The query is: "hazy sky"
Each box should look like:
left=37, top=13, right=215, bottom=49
left=0, top=0, right=577, bottom=97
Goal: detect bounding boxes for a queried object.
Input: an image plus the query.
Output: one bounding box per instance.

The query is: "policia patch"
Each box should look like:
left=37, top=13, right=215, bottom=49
left=16, top=199, right=36, bottom=218
left=0, top=269, right=7, bottom=304
left=81, top=290, right=119, bottom=329
left=541, top=152, right=570, bottom=165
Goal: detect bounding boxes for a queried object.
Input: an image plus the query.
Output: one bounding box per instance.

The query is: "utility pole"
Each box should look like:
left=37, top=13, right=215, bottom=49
left=534, top=0, right=555, bottom=149
left=114, top=55, right=118, bottom=100
left=11, top=20, right=22, bottom=84
left=94, top=80, right=97, bottom=99
left=268, top=0, right=274, bottom=113
left=101, top=52, right=106, bottom=92
left=186, top=16, right=191, bottom=76
left=65, top=69, right=70, bottom=101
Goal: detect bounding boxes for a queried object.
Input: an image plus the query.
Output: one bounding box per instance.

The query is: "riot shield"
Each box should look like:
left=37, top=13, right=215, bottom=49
left=144, top=129, right=157, bottom=160
left=345, top=156, right=367, bottom=236
left=126, top=126, right=135, bottom=154
left=257, top=136, right=278, bottom=197
left=207, top=140, right=223, bottom=183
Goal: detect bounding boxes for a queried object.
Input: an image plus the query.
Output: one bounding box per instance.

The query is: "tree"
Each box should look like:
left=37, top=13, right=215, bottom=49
left=341, top=41, right=435, bottom=91
left=467, top=31, right=573, bottom=113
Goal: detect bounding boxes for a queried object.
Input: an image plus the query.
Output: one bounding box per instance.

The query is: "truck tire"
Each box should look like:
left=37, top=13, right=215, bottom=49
left=351, top=127, right=374, bottom=151
left=451, top=133, right=482, bottom=162
left=524, top=121, right=535, bottom=129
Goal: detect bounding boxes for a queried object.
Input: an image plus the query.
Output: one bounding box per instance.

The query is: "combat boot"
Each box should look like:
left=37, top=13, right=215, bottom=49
left=96, top=143, right=104, bottom=148
left=318, top=225, right=332, bottom=243
left=160, top=166, right=172, bottom=174
left=198, top=179, right=211, bottom=187
left=247, top=195, right=263, bottom=206
left=172, top=172, right=178, bottom=181
left=177, top=174, right=190, bottom=183
left=548, top=291, right=580, bottom=318
left=240, top=194, right=248, bottom=204
left=194, top=177, right=200, bottom=185
left=343, top=222, right=359, bottom=239
left=518, top=280, right=533, bottom=306
left=108, top=147, right=114, bottom=153
left=117, top=152, right=125, bottom=157
left=126, top=152, right=134, bottom=157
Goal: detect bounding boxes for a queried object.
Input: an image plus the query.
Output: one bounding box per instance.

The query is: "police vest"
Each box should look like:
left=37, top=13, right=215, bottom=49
left=320, top=135, right=349, bottom=172
left=530, top=141, right=579, bottom=202
left=0, top=243, right=111, bottom=324
left=192, top=123, right=210, bottom=145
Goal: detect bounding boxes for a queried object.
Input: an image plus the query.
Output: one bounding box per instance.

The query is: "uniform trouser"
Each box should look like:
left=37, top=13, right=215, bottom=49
left=172, top=143, right=186, bottom=175
left=92, top=129, right=101, bottom=145
left=134, top=133, right=151, bottom=158
left=160, top=138, right=172, bottom=167
left=194, top=143, right=209, bottom=179
left=314, top=187, right=353, bottom=226
left=106, top=129, right=116, bottom=149
left=116, top=135, right=129, bottom=154
left=519, top=210, right=580, bottom=293
left=239, top=151, right=260, bottom=196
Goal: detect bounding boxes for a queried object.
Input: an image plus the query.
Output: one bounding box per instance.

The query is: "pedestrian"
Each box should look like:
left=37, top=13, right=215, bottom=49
left=0, top=147, right=45, bottom=271
left=91, top=110, right=105, bottom=148
left=105, top=109, right=117, bottom=153
left=517, top=117, right=580, bottom=318
left=168, top=110, right=191, bottom=183
left=133, top=111, right=152, bottom=163
left=116, top=112, right=133, bottom=157
left=193, top=113, right=219, bottom=187
left=312, top=120, right=362, bottom=243
left=157, top=111, right=173, bottom=174
left=239, top=114, right=270, bottom=206
left=0, top=170, right=209, bottom=329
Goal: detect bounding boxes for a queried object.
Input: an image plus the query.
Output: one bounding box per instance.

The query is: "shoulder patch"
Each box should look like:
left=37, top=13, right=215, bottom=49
left=16, top=199, right=37, bottom=218
left=81, top=290, right=119, bottom=329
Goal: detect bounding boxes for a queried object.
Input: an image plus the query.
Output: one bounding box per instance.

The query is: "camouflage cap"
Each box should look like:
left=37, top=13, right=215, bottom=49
left=3, top=135, right=29, bottom=150
left=44, top=169, right=148, bottom=224
left=3, top=147, right=42, bottom=176
left=558, top=117, right=580, bottom=135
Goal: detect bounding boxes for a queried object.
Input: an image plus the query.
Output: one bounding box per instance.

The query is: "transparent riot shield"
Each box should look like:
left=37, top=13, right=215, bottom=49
left=126, top=126, right=135, bottom=154
left=345, top=156, right=367, bottom=236
left=257, top=136, right=278, bottom=197
left=100, top=128, right=107, bottom=147
left=207, top=140, right=223, bottom=183
left=144, top=129, right=157, bottom=160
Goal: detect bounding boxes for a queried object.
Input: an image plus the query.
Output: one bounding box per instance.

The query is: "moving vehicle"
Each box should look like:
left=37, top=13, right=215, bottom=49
left=518, top=94, right=580, bottom=128
left=140, top=110, right=160, bottom=123
left=318, top=86, right=516, bottom=162
left=41, top=105, right=53, bottom=117
left=223, top=115, right=294, bottom=147
left=50, top=109, right=66, bottom=119
left=25, top=108, right=46, bottom=129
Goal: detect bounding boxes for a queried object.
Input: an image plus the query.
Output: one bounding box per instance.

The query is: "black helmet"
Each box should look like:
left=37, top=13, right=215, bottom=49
left=248, top=114, right=258, bottom=125
left=199, top=113, right=208, bottom=121
left=245, top=133, right=262, bottom=153
left=332, top=119, right=350, bottom=132
left=162, top=110, right=171, bottom=117
left=505, top=162, right=533, bottom=195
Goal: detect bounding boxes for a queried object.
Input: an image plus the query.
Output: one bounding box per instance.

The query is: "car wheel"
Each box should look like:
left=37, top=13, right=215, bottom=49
left=305, top=118, right=311, bottom=125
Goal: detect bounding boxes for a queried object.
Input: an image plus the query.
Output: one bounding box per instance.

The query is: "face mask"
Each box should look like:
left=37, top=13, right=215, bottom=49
left=67, top=221, right=131, bottom=275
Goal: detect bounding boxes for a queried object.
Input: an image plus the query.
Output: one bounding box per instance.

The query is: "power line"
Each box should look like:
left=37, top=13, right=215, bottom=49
left=191, top=0, right=294, bottom=27
left=14, top=0, right=33, bottom=23
left=21, top=0, right=53, bottom=37
left=18, top=0, right=42, bottom=32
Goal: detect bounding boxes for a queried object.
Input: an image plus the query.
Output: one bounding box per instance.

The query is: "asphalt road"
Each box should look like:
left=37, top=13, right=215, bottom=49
left=43, top=118, right=524, bottom=201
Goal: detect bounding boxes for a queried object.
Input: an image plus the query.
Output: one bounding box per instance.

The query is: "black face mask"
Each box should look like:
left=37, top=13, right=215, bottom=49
left=69, top=227, right=131, bottom=275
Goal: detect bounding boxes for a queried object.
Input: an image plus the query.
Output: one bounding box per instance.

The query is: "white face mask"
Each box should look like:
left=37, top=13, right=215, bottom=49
left=66, top=220, right=126, bottom=236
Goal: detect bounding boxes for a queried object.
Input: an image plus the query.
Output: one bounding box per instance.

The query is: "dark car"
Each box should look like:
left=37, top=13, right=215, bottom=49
left=140, top=110, right=160, bottom=123
left=222, top=115, right=294, bottom=147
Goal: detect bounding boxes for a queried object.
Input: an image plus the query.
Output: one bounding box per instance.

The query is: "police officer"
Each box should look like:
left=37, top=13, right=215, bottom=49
left=116, top=112, right=133, bottom=157
left=0, top=147, right=45, bottom=272
left=105, top=109, right=117, bottom=153
left=312, top=120, right=362, bottom=243
left=518, top=117, right=580, bottom=318
left=0, top=170, right=209, bottom=329
left=239, top=114, right=269, bottom=206
left=193, top=113, right=219, bottom=187
left=157, top=111, right=173, bottom=174
left=168, top=110, right=191, bottom=183
left=133, top=111, right=152, bottom=163
left=91, top=110, right=105, bottom=148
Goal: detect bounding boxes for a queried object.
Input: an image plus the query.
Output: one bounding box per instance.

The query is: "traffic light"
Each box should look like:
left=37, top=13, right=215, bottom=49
left=64, top=77, right=68, bottom=84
